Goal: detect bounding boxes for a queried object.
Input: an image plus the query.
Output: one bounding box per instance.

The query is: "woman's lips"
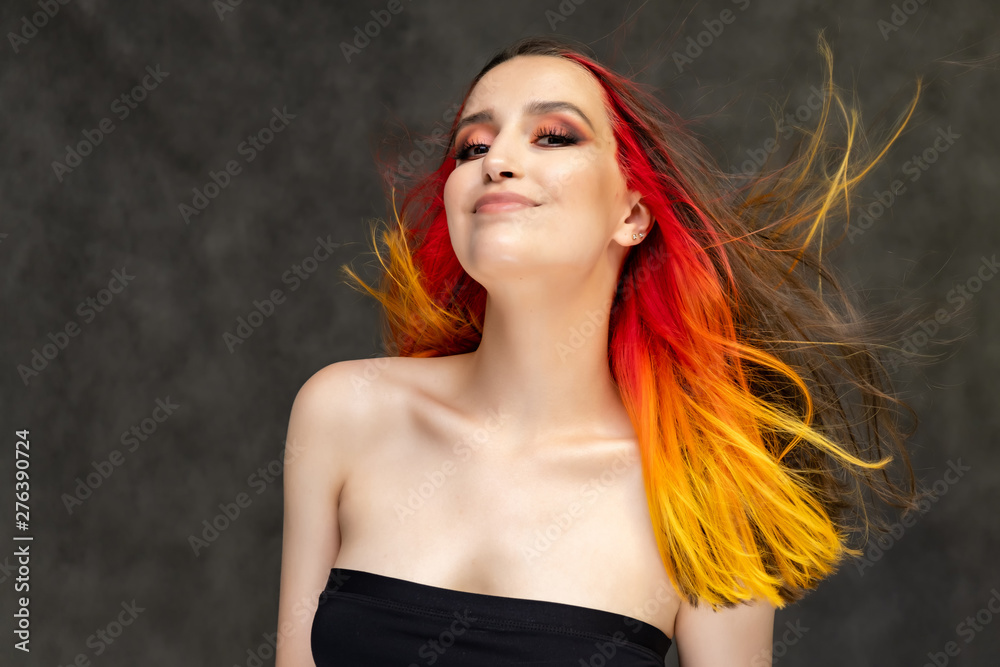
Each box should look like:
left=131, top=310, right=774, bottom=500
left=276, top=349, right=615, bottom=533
left=473, top=191, right=539, bottom=213
left=475, top=201, right=534, bottom=213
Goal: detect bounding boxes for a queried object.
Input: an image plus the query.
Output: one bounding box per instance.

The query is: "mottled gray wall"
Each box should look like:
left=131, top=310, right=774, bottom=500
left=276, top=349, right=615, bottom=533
left=1, top=0, right=998, bottom=665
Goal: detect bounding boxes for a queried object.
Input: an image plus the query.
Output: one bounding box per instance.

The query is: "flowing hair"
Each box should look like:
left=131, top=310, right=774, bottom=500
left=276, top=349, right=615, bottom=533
left=342, top=33, right=928, bottom=610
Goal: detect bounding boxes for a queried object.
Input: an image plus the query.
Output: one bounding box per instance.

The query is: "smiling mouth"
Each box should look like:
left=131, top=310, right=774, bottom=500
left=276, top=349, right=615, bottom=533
left=475, top=201, right=536, bottom=214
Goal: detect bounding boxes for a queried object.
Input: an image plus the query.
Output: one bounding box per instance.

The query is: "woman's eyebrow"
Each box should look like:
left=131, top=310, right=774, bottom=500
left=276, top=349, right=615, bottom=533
left=454, top=100, right=595, bottom=136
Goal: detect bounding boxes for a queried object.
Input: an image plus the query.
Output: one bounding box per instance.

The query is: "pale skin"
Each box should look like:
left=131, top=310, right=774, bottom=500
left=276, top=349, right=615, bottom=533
left=275, top=54, right=775, bottom=666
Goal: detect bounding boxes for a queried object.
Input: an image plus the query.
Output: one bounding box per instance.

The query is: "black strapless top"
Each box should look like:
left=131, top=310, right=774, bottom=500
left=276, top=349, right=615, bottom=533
left=311, top=567, right=672, bottom=666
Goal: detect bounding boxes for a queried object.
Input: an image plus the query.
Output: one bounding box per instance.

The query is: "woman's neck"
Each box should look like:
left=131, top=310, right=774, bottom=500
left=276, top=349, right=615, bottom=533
left=452, top=284, right=634, bottom=448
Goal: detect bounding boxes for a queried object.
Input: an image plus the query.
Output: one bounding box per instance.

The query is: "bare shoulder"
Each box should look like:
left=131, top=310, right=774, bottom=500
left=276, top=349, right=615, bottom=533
left=276, top=356, right=423, bottom=663
left=287, top=355, right=460, bottom=457
left=318, top=354, right=465, bottom=405
left=277, top=358, right=416, bottom=666
left=674, top=594, right=777, bottom=666
left=290, top=356, right=422, bottom=418
left=286, top=359, right=392, bottom=459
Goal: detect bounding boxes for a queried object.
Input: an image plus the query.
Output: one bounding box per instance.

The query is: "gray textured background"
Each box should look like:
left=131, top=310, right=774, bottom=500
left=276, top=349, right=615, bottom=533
left=1, top=0, right=998, bottom=665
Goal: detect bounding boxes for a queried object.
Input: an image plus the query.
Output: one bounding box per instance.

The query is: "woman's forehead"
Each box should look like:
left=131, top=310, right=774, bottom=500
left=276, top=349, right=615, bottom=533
left=464, top=55, right=608, bottom=126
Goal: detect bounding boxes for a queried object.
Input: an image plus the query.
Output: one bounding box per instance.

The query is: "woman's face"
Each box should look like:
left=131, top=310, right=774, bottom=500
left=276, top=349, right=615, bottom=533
left=443, top=54, right=644, bottom=291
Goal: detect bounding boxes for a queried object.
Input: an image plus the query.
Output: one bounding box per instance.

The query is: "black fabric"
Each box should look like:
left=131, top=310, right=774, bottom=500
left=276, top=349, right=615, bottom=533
left=311, top=567, right=673, bottom=666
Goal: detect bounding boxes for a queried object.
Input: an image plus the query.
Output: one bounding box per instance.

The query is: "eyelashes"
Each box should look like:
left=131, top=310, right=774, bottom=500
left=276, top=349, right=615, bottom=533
left=451, top=125, right=579, bottom=161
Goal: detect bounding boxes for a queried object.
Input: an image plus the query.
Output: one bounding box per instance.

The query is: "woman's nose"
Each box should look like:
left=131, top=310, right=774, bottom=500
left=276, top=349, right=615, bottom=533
left=481, top=131, right=522, bottom=181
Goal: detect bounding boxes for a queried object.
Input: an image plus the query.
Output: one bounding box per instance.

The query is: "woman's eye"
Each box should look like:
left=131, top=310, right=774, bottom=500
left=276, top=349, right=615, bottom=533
left=533, top=124, right=578, bottom=147
left=452, top=127, right=579, bottom=161
left=536, top=133, right=574, bottom=147
left=453, top=142, right=489, bottom=161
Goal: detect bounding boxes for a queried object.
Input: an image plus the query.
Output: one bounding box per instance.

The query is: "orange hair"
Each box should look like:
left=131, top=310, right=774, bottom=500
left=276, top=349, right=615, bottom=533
left=343, top=33, right=927, bottom=610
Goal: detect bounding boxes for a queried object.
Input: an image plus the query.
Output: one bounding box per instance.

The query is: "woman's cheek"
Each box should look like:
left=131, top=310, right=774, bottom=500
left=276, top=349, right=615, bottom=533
left=443, top=173, right=465, bottom=218
left=543, top=164, right=584, bottom=201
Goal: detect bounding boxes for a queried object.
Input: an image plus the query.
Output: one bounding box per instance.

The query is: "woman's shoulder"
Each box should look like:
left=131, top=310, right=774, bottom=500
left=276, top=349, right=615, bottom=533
left=285, top=354, right=465, bottom=468
left=293, top=354, right=464, bottom=422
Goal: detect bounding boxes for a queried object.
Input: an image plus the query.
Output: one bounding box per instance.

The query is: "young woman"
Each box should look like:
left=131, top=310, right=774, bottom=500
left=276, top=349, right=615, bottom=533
left=276, top=35, right=922, bottom=666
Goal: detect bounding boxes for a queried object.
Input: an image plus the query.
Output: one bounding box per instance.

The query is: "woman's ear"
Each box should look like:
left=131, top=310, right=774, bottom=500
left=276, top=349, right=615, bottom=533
left=616, top=192, right=653, bottom=246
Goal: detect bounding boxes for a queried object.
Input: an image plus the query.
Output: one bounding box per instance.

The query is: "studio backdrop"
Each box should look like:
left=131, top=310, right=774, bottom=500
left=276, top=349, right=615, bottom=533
left=1, top=1, right=998, bottom=665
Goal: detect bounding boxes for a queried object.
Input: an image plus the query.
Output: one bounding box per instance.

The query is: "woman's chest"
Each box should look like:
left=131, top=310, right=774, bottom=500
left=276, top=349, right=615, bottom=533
left=333, top=432, right=681, bottom=638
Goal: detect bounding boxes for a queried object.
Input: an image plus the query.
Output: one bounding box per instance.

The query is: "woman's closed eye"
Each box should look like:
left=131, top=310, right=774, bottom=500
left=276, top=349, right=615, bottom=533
left=452, top=126, right=580, bottom=161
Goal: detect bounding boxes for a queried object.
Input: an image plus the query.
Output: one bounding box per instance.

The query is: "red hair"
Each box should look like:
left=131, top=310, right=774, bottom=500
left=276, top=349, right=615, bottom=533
left=344, top=34, right=925, bottom=610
